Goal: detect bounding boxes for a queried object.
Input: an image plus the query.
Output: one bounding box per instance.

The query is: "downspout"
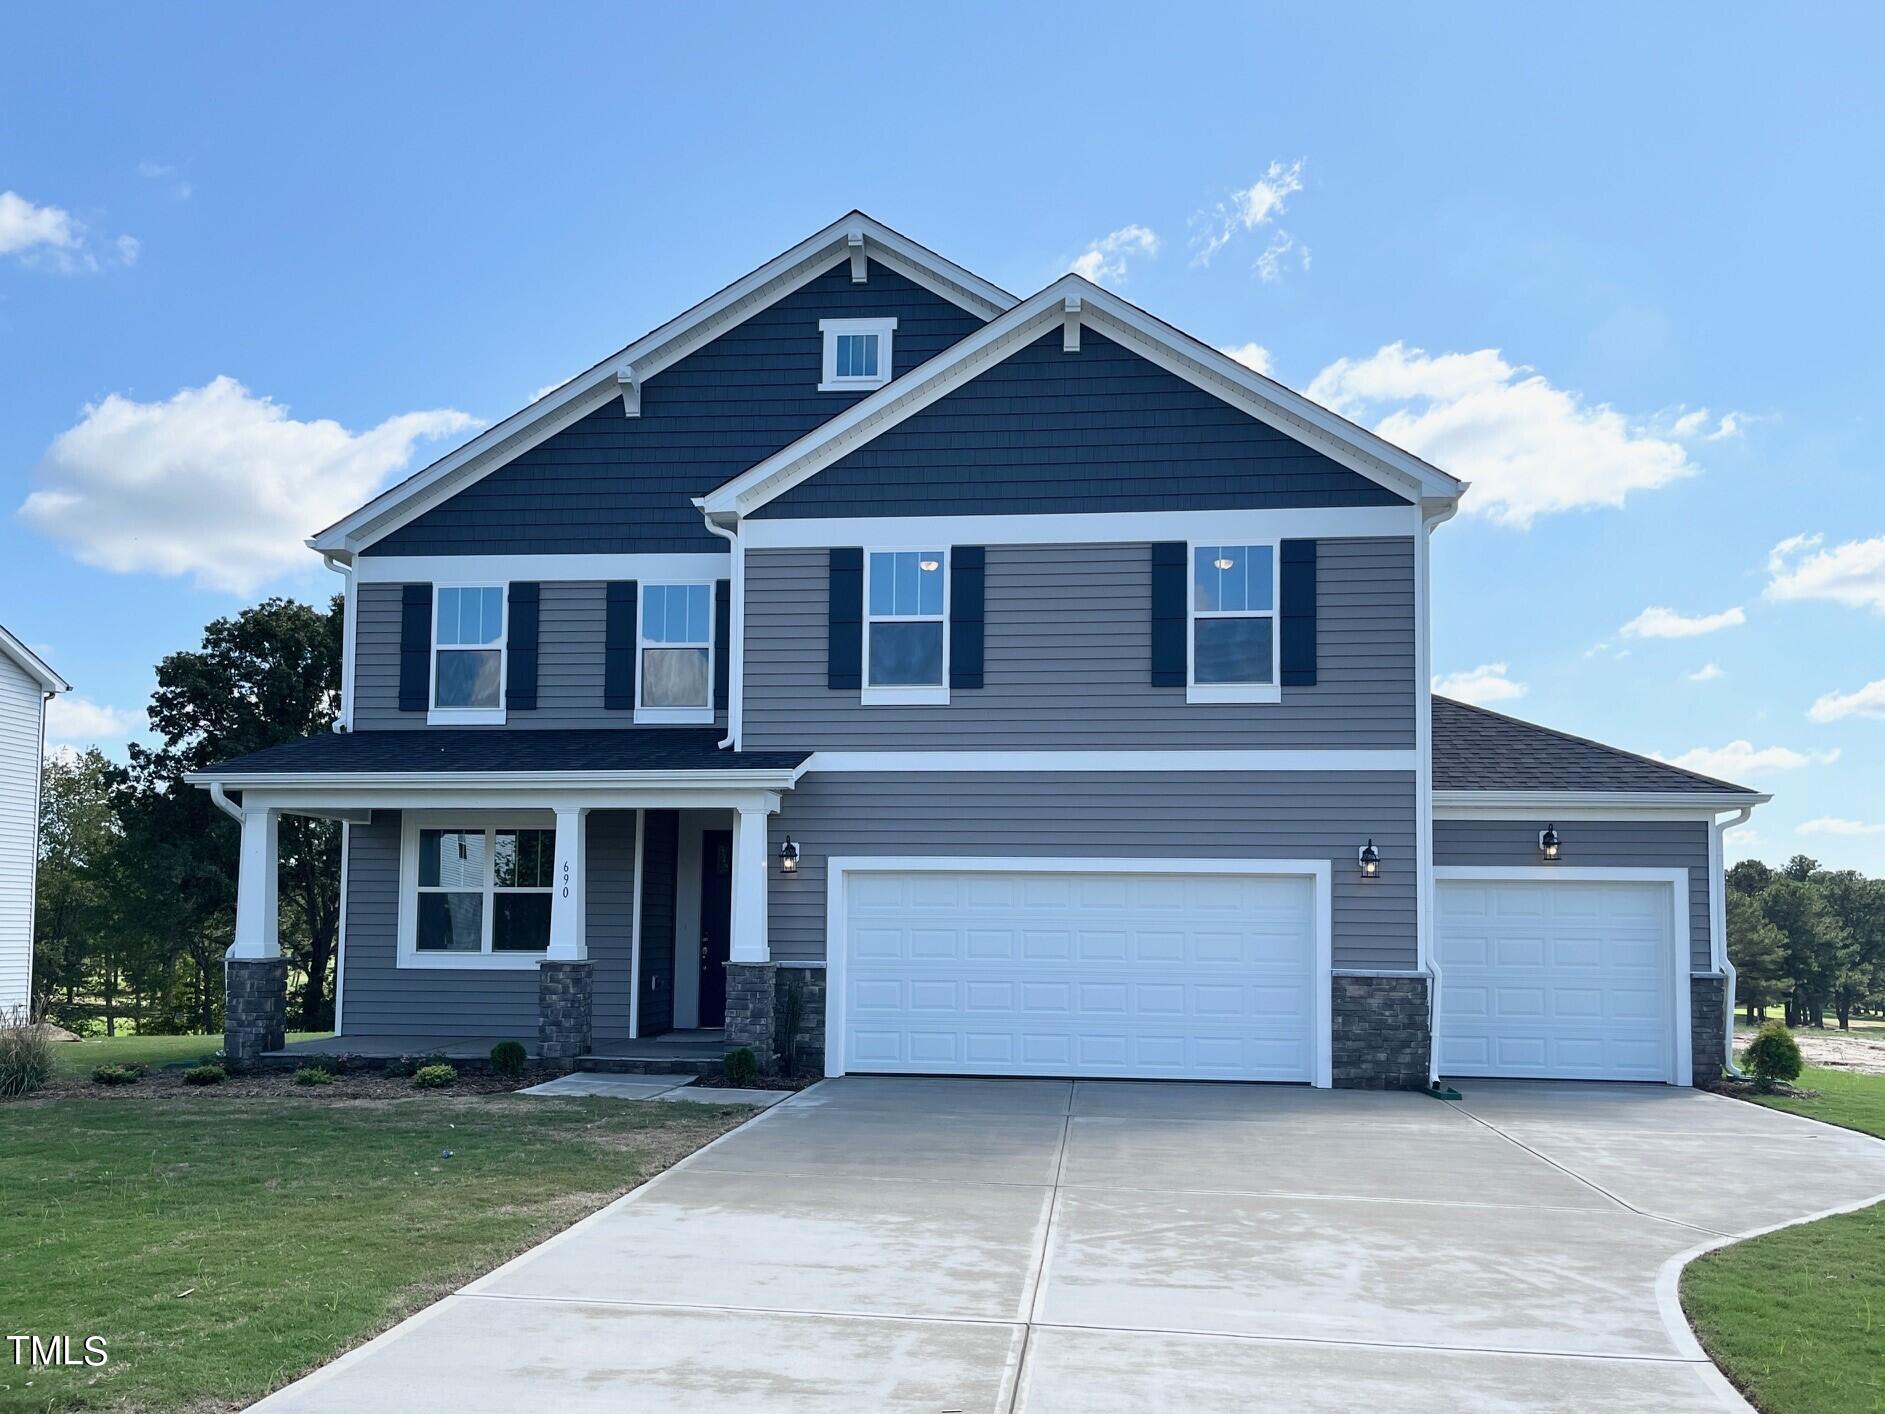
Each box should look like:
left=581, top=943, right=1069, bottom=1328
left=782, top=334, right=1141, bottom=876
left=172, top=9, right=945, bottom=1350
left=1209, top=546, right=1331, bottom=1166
left=698, top=505, right=743, bottom=751
left=208, top=781, right=244, bottom=822
left=1417, top=501, right=1459, bottom=1088
left=321, top=552, right=355, bottom=732
left=1714, top=805, right=1753, bottom=1078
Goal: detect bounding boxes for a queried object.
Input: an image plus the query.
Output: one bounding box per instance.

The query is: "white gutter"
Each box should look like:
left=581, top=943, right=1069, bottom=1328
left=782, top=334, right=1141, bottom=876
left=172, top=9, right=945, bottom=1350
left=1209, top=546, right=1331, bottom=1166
left=1418, top=501, right=1458, bottom=1088
left=207, top=781, right=244, bottom=822
left=185, top=768, right=802, bottom=791
left=1713, top=805, right=1755, bottom=1078
left=698, top=503, right=743, bottom=751
left=321, top=552, right=356, bottom=731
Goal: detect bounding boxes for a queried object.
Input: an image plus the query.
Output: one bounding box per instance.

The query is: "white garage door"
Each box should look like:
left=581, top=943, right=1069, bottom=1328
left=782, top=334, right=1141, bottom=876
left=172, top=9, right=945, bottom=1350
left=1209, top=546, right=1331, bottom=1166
left=1436, top=878, right=1678, bottom=1082
left=836, top=865, right=1321, bottom=1082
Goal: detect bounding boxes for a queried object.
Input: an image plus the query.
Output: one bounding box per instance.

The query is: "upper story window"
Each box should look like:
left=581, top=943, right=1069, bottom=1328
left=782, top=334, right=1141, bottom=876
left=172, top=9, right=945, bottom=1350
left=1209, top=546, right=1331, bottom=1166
left=432, top=585, right=506, bottom=723
left=401, top=817, right=554, bottom=967
left=1189, top=543, right=1280, bottom=704
left=819, top=317, right=897, bottom=393
left=864, top=549, right=946, bottom=704
left=638, top=582, right=713, bottom=723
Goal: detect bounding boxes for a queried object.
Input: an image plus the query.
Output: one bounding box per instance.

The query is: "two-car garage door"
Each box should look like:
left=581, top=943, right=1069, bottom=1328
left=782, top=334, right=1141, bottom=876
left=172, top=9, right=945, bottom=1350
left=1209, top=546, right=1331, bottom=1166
left=834, top=863, right=1324, bottom=1083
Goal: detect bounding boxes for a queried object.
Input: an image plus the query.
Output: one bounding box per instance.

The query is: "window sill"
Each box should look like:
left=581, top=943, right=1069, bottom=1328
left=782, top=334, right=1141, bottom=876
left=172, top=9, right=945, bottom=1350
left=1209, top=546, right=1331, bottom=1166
left=634, top=707, right=715, bottom=725
left=817, top=377, right=890, bottom=394
left=861, top=685, right=949, bottom=707
left=396, top=951, right=548, bottom=971
left=1186, top=684, right=1283, bottom=705
left=427, top=707, right=506, bottom=726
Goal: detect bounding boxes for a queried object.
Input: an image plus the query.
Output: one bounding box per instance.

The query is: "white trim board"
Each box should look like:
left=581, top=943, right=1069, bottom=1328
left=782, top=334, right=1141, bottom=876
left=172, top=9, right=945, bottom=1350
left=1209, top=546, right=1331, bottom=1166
left=737, top=506, right=1420, bottom=550
left=393, top=809, right=558, bottom=971
left=800, top=750, right=1418, bottom=773
left=353, top=553, right=729, bottom=584
left=0, top=623, right=67, bottom=694
left=1435, top=790, right=1769, bottom=819
left=822, top=854, right=1335, bottom=1088
left=1432, top=865, right=1693, bottom=1086
left=705, top=274, right=1466, bottom=519
left=311, top=213, right=1015, bottom=558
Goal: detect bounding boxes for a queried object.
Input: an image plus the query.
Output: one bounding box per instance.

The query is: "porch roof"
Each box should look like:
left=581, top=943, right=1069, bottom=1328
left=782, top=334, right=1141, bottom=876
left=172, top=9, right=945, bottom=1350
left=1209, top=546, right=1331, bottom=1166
left=193, top=728, right=809, bottom=781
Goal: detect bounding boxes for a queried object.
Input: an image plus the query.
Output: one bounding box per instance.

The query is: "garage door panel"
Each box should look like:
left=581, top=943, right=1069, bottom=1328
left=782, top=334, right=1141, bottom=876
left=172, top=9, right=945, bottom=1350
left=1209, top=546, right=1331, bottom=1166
left=1438, top=879, right=1676, bottom=1083
left=841, top=867, right=1318, bottom=1082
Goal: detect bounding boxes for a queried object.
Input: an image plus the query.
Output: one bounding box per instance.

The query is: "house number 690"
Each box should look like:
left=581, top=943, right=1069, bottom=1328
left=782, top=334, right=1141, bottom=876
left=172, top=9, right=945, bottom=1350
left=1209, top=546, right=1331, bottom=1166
left=561, top=860, right=571, bottom=898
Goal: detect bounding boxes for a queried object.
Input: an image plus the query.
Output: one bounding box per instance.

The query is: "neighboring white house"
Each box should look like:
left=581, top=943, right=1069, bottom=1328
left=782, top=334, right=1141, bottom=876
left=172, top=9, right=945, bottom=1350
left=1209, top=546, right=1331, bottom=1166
left=0, top=625, right=68, bottom=1018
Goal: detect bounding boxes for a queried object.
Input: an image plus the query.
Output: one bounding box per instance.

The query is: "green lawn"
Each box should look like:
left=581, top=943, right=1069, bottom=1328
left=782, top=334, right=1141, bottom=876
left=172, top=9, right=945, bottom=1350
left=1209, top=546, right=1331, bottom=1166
left=1683, top=1064, right=1885, bottom=1413
left=49, top=1030, right=331, bottom=1078
left=0, top=1087, right=751, bottom=1412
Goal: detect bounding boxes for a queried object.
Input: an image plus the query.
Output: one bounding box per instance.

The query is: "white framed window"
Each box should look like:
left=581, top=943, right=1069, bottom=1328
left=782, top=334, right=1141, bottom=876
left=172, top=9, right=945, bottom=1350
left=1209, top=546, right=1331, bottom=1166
left=430, top=584, right=506, bottom=725
left=819, top=317, right=897, bottom=393
left=396, top=813, right=555, bottom=968
left=637, top=582, right=714, bottom=724
left=863, top=548, right=947, bottom=705
left=1188, top=543, right=1280, bottom=704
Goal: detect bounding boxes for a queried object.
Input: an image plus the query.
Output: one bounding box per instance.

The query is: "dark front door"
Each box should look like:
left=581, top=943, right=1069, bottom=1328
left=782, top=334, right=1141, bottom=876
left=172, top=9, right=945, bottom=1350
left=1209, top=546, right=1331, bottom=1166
left=698, top=830, right=733, bottom=1028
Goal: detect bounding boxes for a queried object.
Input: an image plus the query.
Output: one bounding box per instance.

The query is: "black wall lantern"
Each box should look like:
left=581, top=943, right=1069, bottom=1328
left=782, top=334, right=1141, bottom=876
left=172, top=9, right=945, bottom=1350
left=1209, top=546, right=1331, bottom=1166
left=1358, top=839, right=1380, bottom=879
left=779, top=836, right=799, bottom=873
left=1539, top=825, right=1561, bottom=862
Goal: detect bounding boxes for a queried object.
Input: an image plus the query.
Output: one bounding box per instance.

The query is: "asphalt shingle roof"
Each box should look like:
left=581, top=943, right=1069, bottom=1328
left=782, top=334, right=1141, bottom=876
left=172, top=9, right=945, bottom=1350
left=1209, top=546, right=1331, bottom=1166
left=1432, top=697, right=1758, bottom=794
left=203, top=729, right=807, bottom=776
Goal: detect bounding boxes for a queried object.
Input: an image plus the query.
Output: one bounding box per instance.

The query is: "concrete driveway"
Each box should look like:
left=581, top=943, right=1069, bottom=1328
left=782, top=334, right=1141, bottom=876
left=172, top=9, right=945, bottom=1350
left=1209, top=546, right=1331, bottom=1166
left=255, top=1077, right=1885, bottom=1413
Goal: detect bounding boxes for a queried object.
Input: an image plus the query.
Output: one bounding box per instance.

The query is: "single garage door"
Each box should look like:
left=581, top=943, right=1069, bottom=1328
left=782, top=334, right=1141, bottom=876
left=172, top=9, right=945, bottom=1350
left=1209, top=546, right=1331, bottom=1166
left=1436, top=877, right=1678, bottom=1082
left=835, top=864, right=1321, bottom=1082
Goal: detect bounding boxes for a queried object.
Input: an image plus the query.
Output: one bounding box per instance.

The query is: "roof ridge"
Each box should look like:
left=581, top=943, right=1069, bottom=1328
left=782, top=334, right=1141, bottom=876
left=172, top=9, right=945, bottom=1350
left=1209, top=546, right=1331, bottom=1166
left=1433, top=695, right=1755, bottom=794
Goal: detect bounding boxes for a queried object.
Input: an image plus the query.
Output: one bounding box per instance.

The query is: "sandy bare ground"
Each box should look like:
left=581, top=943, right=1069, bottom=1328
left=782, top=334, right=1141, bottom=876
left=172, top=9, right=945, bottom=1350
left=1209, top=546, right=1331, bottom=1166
left=1734, top=1022, right=1885, bottom=1076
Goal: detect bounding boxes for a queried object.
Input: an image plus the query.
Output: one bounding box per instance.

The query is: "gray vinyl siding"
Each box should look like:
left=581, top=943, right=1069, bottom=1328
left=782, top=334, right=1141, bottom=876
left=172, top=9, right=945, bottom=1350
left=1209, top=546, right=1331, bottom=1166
left=340, top=810, right=638, bottom=1040
left=637, top=810, right=679, bottom=1037
left=768, top=771, right=1417, bottom=970
left=754, top=328, right=1409, bottom=518
left=1433, top=819, right=1714, bottom=972
left=363, top=260, right=986, bottom=557
left=0, top=652, right=44, bottom=1014
left=353, top=579, right=725, bottom=731
left=743, top=538, right=1415, bottom=751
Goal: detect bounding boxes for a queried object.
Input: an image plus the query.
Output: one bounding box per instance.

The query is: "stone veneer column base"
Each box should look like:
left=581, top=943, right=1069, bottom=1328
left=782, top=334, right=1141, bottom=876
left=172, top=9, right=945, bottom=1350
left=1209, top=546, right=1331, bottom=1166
left=775, top=966, right=828, bottom=1079
left=538, top=960, right=594, bottom=1065
left=1332, top=972, right=1432, bottom=1090
left=724, top=962, right=779, bottom=1071
left=1690, top=973, right=1728, bottom=1085
left=224, top=956, right=288, bottom=1070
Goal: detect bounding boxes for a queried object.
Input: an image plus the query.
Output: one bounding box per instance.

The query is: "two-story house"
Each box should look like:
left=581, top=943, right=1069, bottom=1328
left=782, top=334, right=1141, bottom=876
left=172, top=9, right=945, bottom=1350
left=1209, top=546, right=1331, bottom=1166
left=192, top=213, right=1766, bottom=1089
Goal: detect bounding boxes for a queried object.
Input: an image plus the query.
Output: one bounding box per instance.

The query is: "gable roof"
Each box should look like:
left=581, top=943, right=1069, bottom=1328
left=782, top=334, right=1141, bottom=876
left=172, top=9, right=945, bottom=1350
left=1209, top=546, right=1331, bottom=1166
left=309, top=212, right=1016, bottom=558
left=702, top=273, right=1468, bottom=520
left=0, top=624, right=68, bottom=694
left=1432, top=696, right=1763, bottom=798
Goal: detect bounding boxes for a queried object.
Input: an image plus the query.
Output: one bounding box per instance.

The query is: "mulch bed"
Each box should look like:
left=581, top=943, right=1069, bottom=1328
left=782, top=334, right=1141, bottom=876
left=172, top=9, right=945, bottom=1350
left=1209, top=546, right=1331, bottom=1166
left=693, top=1069, right=820, bottom=1092
left=45, top=1064, right=559, bottom=1102
left=1703, top=1076, right=1821, bottom=1101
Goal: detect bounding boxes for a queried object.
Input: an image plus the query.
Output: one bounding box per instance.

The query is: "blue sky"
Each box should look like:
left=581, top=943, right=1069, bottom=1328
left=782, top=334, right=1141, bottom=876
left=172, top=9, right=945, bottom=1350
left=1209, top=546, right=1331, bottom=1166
left=2, top=4, right=1880, bottom=866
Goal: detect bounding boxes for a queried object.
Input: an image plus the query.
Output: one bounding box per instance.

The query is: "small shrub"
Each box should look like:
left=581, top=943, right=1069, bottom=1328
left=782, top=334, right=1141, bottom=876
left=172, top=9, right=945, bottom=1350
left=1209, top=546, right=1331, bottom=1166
left=489, top=1040, right=527, bottom=1077
left=297, top=1053, right=341, bottom=1076
left=1744, top=1020, right=1803, bottom=1091
left=411, top=1063, right=458, bottom=1089
left=722, top=1047, right=759, bottom=1088
left=386, top=1051, right=449, bottom=1078
left=0, top=1007, right=54, bottom=1099
left=293, top=1066, right=336, bottom=1087
left=183, top=1064, right=227, bottom=1086
left=91, top=1063, right=141, bottom=1086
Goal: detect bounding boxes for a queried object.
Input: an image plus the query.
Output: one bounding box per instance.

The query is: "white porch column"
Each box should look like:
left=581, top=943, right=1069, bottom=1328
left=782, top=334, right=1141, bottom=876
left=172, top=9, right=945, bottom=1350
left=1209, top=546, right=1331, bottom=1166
left=729, top=803, right=771, bottom=963
left=546, top=806, right=590, bottom=961
left=227, top=807, right=280, bottom=960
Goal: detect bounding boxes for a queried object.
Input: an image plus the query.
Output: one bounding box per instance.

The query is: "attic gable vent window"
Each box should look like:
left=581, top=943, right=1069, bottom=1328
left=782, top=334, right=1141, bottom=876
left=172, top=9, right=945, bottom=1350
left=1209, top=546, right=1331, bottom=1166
left=819, top=317, right=896, bottom=393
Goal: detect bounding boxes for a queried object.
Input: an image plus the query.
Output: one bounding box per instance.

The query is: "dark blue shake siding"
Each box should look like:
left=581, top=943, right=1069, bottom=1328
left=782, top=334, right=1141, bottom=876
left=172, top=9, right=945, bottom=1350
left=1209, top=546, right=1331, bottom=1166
left=754, top=329, right=1409, bottom=517
left=363, top=260, right=987, bottom=556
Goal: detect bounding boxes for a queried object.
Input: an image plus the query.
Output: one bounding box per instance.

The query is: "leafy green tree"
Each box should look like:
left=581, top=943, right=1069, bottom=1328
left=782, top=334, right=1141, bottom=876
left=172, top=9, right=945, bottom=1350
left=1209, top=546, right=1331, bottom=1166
left=1727, top=859, right=1775, bottom=897
left=1813, top=869, right=1885, bottom=1028
left=1782, top=854, right=1820, bottom=883
left=1727, top=888, right=1791, bottom=1023
left=1761, top=876, right=1849, bottom=1027
left=120, top=596, right=343, bottom=1032
left=33, top=748, right=125, bottom=1031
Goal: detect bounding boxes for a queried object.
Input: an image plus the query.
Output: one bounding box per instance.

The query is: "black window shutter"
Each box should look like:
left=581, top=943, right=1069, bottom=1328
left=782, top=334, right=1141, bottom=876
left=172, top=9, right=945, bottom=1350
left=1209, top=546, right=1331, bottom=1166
left=397, top=584, right=432, bottom=712
left=949, top=547, right=985, bottom=689
left=828, top=548, right=862, bottom=690
left=1149, top=543, right=1187, bottom=687
left=506, top=582, right=540, bottom=710
left=605, top=581, right=638, bottom=710
left=713, top=579, right=731, bottom=711
left=1279, top=539, right=1318, bottom=687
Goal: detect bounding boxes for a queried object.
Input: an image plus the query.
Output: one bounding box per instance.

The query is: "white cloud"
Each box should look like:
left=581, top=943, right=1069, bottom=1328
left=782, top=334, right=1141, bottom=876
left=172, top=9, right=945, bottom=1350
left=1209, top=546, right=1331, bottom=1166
left=1217, top=342, right=1274, bottom=377
left=1306, top=342, right=1695, bottom=527
left=19, top=377, right=477, bottom=594
left=137, top=160, right=192, bottom=200
left=1687, top=662, right=1726, bottom=682
left=1656, top=740, right=1840, bottom=780
left=1255, top=231, right=1309, bottom=284
left=1070, top=225, right=1159, bottom=286
left=1432, top=662, right=1527, bottom=706
left=1798, top=817, right=1885, bottom=837
left=0, top=190, right=135, bottom=272
left=45, top=695, right=148, bottom=752
left=1192, top=159, right=1305, bottom=268
left=1620, top=605, right=1746, bottom=638
left=1667, top=407, right=1746, bottom=442
left=1706, top=412, right=1745, bottom=441
left=1766, top=532, right=1885, bottom=614
left=1808, top=677, right=1885, bottom=723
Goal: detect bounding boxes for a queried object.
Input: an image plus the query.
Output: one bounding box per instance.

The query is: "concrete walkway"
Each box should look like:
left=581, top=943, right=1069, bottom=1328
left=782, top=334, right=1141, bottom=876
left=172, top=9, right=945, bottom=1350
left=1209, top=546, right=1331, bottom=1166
left=253, top=1077, right=1885, bottom=1412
